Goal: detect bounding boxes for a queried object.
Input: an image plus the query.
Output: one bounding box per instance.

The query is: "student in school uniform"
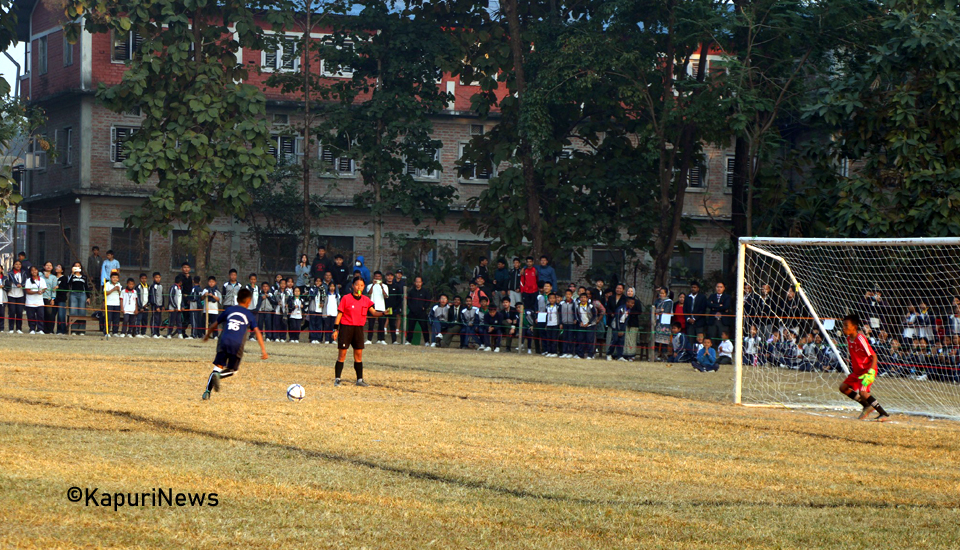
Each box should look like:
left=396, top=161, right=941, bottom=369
left=273, top=278, right=288, bottom=342
left=258, top=282, right=275, bottom=341
left=189, top=276, right=203, bottom=339
left=53, top=265, right=69, bottom=334
left=5, top=260, right=25, bottom=333
left=558, top=290, right=578, bottom=358
left=201, top=276, right=222, bottom=339
left=104, top=270, right=122, bottom=336
left=41, top=262, right=58, bottom=335
left=64, top=263, right=91, bottom=335
left=384, top=272, right=403, bottom=344
left=222, top=269, right=242, bottom=309
left=543, top=293, right=561, bottom=357
left=120, top=278, right=140, bottom=337
left=287, top=287, right=305, bottom=342
left=136, top=273, right=150, bottom=336
left=167, top=277, right=184, bottom=338
left=321, top=281, right=340, bottom=344
left=498, top=297, right=519, bottom=352
left=365, top=271, right=389, bottom=345
left=148, top=272, right=164, bottom=338
left=24, top=266, right=48, bottom=334
left=244, top=274, right=261, bottom=340
left=479, top=301, right=504, bottom=352
left=575, top=292, right=599, bottom=359
left=308, top=277, right=326, bottom=344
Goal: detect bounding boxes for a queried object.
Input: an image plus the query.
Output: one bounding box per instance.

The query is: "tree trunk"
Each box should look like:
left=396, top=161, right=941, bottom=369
left=193, top=226, right=212, bottom=278
left=373, top=177, right=382, bottom=272
left=301, top=8, right=312, bottom=255
left=501, top=0, right=542, bottom=257
left=651, top=44, right=709, bottom=289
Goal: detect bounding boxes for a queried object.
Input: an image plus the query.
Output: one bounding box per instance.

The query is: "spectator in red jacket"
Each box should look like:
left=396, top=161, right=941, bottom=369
left=520, top=256, right=539, bottom=313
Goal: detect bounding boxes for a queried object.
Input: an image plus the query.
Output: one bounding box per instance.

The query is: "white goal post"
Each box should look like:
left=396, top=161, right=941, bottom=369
left=734, top=237, right=960, bottom=419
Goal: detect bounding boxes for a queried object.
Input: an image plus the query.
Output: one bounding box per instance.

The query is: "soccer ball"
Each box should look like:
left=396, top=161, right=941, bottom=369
left=286, top=384, right=305, bottom=402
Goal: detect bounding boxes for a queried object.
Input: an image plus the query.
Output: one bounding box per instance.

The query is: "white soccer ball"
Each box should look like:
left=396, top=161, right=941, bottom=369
left=286, top=383, right=305, bottom=402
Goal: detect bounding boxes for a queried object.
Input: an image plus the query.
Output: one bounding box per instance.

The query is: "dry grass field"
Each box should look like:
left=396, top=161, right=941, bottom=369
left=1, top=334, right=959, bottom=549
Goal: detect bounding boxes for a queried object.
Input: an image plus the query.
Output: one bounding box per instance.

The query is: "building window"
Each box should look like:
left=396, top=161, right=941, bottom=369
left=405, top=148, right=440, bottom=179
left=458, top=143, right=492, bottom=182
left=670, top=247, right=704, bottom=285
left=320, top=40, right=354, bottom=77
left=111, top=227, right=151, bottom=268
left=838, top=158, right=850, bottom=178
left=62, top=128, right=73, bottom=166
left=273, top=113, right=290, bottom=125
left=259, top=234, right=298, bottom=273
left=400, top=238, right=438, bottom=275
left=112, top=31, right=143, bottom=62
left=688, top=162, right=705, bottom=188
left=27, top=135, right=47, bottom=171
left=63, top=33, right=74, bottom=67
left=124, top=106, right=142, bottom=117
left=263, top=36, right=300, bottom=72
left=675, top=156, right=705, bottom=188
left=591, top=248, right=625, bottom=286
left=111, top=127, right=137, bottom=164
left=36, top=231, right=46, bottom=263
left=470, top=124, right=484, bottom=136
left=456, top=241, right=491, bottom=279
left=725, top=155, right=736, bottom=188
left=319, top=145, right=354, bottom=176
left=268, top=135, right=302, bottom=165
left=37, top=36, right=48, bottom=75
left=316, top=235, right=354, bottom=265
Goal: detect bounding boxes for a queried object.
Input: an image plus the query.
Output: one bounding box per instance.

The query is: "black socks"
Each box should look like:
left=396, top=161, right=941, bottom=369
left=864, top=395, right=889, bottom=416
left=355, top=362, right=363, bottom=380
left=335, top=361, right=344, bottom=379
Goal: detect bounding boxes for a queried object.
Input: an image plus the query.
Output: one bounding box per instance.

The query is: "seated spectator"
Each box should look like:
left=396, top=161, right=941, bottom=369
left=692, top=338, right=718, bottom=372
left=428, top=294, right=453, bottom=347
left=717, top=331, right=734, bottom=365
left=743, top=325, right=761, bottom=366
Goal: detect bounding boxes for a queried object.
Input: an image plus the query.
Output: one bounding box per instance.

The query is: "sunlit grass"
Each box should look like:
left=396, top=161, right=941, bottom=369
left=1, top=335, right=958, bottom=549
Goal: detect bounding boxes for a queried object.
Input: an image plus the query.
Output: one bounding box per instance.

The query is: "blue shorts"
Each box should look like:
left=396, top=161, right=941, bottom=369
left=213, top=351, right=241, bottom=371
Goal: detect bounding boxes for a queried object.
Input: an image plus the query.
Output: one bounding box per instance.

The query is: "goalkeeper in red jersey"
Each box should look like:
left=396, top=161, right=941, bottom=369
left=839, top=314, right=890, bottom=421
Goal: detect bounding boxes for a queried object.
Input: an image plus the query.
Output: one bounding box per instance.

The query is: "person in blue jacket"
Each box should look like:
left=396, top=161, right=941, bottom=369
left=692, top=337, right=718, bottom=372
left=354, top=256, right=371, bottom=285
left=535, top=255, right=557, bottom=289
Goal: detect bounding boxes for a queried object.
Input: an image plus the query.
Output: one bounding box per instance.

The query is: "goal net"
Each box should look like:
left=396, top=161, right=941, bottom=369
left=735, top=237, right=960, bottom=419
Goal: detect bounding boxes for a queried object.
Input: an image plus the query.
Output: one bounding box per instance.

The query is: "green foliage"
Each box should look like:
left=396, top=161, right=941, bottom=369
left=312, top=0, right=458, bottom=268
left=66, top=0, right=284, bottom=269
left=241, top=157, right=335, bottom=257
left=805, top=0, right=960, bottom=237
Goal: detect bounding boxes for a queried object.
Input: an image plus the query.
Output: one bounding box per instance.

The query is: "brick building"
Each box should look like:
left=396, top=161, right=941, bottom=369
left=12, top=0, right=735, bottom=293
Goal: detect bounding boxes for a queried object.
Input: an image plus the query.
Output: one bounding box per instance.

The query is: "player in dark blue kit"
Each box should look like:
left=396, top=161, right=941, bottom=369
left=201, top=288, right=269, bottom=400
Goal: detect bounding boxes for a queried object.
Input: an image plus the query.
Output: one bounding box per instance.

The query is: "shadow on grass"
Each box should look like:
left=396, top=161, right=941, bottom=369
left=1, top=395, right=953, bottom=510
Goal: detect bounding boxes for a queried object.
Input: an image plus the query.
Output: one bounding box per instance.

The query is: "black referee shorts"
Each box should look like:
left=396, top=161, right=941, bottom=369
left=338, top=325, right=366, bottom=350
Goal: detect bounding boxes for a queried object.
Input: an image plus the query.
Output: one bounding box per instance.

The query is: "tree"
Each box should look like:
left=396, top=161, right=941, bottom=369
left=263, top=0, right=345, bottom=255
left=806, top=0, right=960, bottom=237
left=315, top=0, right=457, bottom=271
left=240, top=158, right=334, bottom=271
left=721, top=0, right=882, bottom=255
left=65, top=0, right=281, bottom=275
